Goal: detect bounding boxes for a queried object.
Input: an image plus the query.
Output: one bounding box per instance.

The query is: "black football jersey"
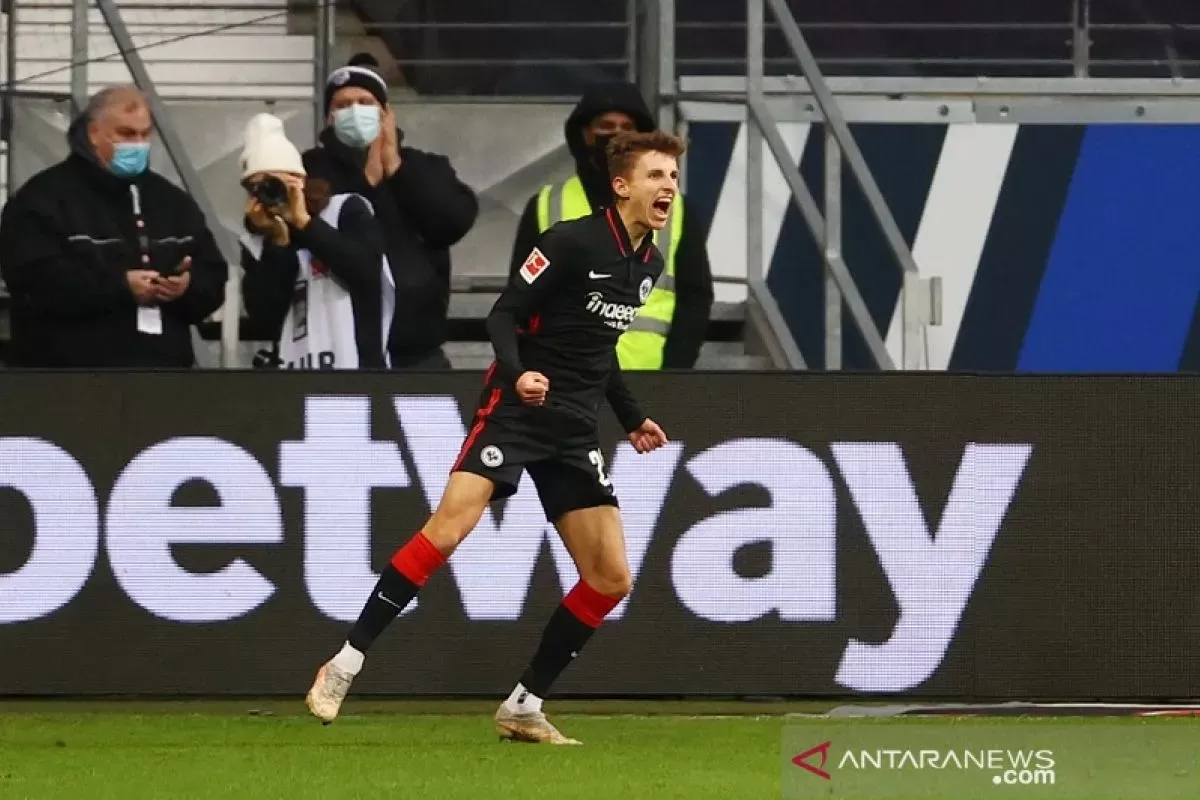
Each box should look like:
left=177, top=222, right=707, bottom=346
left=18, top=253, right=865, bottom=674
left=484, top=207, right=663, bottom=431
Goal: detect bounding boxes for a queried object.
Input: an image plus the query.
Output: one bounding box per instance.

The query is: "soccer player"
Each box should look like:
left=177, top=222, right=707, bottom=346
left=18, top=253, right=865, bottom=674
left=305, top=130, right=685, bottom=745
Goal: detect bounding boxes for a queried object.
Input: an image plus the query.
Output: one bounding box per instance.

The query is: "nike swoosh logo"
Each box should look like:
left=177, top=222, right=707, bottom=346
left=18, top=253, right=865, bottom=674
left=376, top=591, right=402, bottom=609
left=589, top=271, right=611, bottom=279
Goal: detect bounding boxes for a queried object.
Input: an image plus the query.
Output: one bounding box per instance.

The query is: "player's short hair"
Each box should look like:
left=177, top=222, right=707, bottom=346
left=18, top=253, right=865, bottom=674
left=606, top=130, right=686, bottom=180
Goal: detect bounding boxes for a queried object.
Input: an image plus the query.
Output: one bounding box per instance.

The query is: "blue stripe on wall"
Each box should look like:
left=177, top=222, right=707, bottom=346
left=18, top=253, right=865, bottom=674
left=767, top=124, right=946, bottom=369
left=1017, top=125, right=1200, bottom=372
left=682, top=122, right=738, bottom=234
left=1179, top=299, right=1200, bottom=372
left=949, top=125, right=1084, bottom=372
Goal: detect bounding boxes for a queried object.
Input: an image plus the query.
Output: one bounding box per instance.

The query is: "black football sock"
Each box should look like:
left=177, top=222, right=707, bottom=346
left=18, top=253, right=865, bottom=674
left=518, top=581, right=620, bottom=698
left=346, top=531, right=445, bottom=652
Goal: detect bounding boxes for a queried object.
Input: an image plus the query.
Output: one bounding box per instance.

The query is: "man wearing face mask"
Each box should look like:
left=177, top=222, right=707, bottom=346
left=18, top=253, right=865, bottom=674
left=0, top=85, right=228, bottom=368
left=509, top=81, right=714, bottom=371
left=301, top=54, right=479, bottom=370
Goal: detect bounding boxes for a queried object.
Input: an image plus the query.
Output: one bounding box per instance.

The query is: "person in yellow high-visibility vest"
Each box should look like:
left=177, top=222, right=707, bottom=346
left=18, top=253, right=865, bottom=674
left=508, top=81, right=713, bottom=370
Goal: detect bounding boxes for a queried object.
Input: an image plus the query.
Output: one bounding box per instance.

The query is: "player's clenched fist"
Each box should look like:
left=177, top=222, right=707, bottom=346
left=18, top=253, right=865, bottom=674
left=516, top=371, right=550, bottom=406
left=628, top=418, right=668, bottom=453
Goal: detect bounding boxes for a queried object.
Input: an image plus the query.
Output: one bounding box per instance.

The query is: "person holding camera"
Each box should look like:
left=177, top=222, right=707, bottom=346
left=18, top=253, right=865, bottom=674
left=302, top=53, right=478, bottom=370
left=239, top=113, right=392, bottom=370
left=0, top=85, right=228, bottom=368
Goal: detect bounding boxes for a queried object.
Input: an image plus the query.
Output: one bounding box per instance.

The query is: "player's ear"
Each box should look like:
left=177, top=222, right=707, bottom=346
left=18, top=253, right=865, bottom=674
left=612, top=175, right=630, bottom=200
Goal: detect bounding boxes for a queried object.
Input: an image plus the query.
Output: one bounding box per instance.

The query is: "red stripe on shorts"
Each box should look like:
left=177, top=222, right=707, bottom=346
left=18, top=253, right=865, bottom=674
left=452, top=386, right=502, bottom=473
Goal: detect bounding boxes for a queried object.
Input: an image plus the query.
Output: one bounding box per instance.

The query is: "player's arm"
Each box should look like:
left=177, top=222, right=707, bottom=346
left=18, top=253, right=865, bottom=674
left=607, top=351, right=669, bottom=453
left=485, top=225, right=573, bottom=384
left=605, top=351, right=647, bottom=433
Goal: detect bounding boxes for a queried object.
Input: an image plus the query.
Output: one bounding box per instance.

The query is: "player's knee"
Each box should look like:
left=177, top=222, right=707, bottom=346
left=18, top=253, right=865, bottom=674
left=588, top=566, right=633, bottom=599
left=423, top=473, right=493, bottom=551
left=424, top=503, right=484, bottom=551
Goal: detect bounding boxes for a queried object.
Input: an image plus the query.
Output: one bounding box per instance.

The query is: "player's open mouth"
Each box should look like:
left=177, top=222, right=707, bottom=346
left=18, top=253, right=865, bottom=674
left=651, top=197, right=672, bottom=217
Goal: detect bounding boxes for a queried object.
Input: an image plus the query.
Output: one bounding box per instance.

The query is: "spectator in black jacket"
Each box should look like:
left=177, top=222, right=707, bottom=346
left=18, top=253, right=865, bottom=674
left=509, top=81, right=714, bottom=369
left=304, top=53, right=479, bottom=369
left=238, top=113, right=390, bottom=369
left=0, top=85, right=228, bottom=368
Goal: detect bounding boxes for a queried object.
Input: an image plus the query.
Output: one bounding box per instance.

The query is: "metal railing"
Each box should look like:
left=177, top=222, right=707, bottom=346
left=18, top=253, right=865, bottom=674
left=670, top=0, right=1199, bottom=80
left=645, top=0, right=949, bottom=369
left=0, top=0, right=286, bottom=365
left=650, top=0, right=1200, bottom=370
left=313, top=0, right=1200, bottom=99
left=3, top=2, right=312, bottom=101
left=0, top=1, right=332, bottom=365
left=3, top=1, right=1197, bottom=371
left=311, top=1, right=637, bottom=101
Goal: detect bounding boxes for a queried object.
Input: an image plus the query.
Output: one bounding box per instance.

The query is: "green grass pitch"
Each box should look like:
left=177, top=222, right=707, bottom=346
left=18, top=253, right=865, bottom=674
left=0, top=699, right=1195, bottom=799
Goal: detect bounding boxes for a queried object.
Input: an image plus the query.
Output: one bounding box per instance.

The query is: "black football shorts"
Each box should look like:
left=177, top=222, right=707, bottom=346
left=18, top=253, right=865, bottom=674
left=451, top=404, right=618, bottom=523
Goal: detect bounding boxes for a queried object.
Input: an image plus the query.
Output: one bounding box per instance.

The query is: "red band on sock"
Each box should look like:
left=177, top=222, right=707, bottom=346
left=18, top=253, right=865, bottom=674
left=562, top=581, right=620, bottom=628
left=390, top=532, right=446, bottom=587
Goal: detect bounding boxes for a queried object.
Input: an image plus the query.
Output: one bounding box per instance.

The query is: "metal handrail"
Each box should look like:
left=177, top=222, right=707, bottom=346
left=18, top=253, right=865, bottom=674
left=677, top=21, right=1200, bottom=32
left=677, top=58, right=1200, bottom=69
left=13, top=2, right=1190, bottom=88
left=14, top=1, right=295, bottom=9
left=680, top=75, right=1200, bottom=97
left=340, top=21, right=631, bottom=30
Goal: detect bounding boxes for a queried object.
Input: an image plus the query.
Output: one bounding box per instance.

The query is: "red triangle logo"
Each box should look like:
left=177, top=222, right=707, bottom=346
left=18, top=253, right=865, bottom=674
left=792, top=740, right=832, bottom=781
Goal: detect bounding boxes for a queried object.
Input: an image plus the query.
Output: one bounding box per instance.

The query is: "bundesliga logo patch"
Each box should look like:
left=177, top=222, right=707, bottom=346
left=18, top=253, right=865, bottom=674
left=520, top=248, right=549, bottom=284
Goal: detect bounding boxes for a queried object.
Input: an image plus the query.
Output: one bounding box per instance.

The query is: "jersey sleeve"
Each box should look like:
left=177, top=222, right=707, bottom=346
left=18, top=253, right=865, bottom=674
left=605, top=350, right=647, bottom=433
left=485, top=224, right=575, bottom=383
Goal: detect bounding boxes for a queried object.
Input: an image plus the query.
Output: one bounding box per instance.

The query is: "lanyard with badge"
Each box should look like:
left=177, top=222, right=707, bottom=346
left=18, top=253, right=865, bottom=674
left=130, top=184, right=164, bottom=335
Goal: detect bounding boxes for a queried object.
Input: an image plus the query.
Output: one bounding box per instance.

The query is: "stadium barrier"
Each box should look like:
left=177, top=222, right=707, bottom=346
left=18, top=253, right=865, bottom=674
left=1, top=371, right=1196, bottom=699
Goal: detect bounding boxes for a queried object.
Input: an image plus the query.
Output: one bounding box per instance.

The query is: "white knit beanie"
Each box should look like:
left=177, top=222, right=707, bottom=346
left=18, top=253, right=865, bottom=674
left=240, top=113, right=305, bottom=178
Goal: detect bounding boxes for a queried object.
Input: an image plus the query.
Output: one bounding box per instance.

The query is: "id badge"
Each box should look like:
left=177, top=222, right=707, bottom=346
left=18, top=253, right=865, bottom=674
left=291, top=280, right=308, bottom=341
left=136, top=306, right=162, bottom=335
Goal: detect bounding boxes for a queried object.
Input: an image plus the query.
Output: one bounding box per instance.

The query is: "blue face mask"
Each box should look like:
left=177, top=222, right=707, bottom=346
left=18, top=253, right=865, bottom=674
left=332, top=104, right=381, bottom=149
left=108, top=142, right=150, bottom=177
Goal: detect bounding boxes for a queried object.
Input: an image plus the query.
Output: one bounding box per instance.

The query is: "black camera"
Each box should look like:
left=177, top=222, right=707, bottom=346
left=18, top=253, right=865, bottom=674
left=247, top=175, right=288, bottom=208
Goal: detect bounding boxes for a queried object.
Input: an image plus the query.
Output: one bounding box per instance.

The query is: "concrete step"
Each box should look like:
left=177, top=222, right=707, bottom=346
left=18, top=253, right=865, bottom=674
left=693, top=341, right=776, bottom=370
left=444, top=338, right=776, bottom=371
left=448, top=353, right=496, bottom=371
left=449, top=290, right=746, bottom=324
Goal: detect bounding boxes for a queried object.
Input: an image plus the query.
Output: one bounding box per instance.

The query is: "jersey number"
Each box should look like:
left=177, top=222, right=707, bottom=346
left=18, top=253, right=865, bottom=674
left=588, top=448, right=612, bottom=488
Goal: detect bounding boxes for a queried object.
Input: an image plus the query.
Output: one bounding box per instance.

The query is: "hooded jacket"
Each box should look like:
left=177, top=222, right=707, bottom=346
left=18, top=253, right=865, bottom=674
left=301, top=127, right=478, bottom=366
left=0, top=113, right=228, bottom=368
left=507, top=81, right=714, bottom=369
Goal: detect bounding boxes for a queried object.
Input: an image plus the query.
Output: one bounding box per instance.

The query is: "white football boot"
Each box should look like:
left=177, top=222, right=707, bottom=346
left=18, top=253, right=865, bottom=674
left=493, top=704, right=582, bottom=745
left=305, top=661, right=355, bottom=724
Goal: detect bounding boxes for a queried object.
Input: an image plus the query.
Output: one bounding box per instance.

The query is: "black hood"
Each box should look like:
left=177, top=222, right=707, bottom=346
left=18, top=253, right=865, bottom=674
left=66, top=111, right=105, bottom=168
left=564, top=81, right=656, bottom=203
